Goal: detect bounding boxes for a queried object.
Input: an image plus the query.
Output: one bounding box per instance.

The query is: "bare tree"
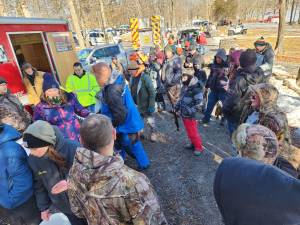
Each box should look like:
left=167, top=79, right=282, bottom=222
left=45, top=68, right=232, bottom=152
left=275, top=0, right=287, bottom=54
left=66, top=0, right=85, bottom=48
left=289, top=0, right=295, bottom=24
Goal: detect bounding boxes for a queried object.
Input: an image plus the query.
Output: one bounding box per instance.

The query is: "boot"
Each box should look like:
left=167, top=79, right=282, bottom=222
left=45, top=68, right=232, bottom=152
left=194, top=150, right=203, bottom=156
left=184, top=143, right=194, bottom=150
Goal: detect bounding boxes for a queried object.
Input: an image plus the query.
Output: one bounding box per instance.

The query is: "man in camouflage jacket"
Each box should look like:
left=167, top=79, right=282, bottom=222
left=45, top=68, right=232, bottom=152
left=0, top=77, right=31, bottom=132
left=67, top=114, right=167, bottom=225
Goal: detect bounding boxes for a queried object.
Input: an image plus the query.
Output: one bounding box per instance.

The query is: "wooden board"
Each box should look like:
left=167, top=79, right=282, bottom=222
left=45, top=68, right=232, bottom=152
left=45, top=32, right=78, bottom=86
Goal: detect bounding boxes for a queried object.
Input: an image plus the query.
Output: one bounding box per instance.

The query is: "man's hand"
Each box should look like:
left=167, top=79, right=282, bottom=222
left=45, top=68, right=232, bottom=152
left=41, top=209, right=51, bottom=221
left=51, top=180, right=68, bottom=195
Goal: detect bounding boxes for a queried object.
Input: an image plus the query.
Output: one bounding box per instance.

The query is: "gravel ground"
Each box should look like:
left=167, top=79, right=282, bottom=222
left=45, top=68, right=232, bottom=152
left=126, top=111, right=236, bottom=225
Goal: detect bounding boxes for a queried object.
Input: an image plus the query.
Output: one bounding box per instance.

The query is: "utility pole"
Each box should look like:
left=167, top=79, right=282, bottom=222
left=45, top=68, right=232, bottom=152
left=66, top=0, right=86, bottom=49
left=98, top=0, right=109, bottom=43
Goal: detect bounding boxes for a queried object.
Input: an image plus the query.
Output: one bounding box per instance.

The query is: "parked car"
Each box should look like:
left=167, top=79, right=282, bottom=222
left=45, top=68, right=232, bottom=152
left=77, top=44, right=128, bottom=72
left=228, top=25, right=247, bottom=36
left=88, top=31, right=105, bottom=46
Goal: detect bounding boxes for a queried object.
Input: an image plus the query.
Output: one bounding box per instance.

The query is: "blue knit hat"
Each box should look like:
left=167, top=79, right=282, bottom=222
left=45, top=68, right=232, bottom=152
left=42, top=73, right=59, bottom=92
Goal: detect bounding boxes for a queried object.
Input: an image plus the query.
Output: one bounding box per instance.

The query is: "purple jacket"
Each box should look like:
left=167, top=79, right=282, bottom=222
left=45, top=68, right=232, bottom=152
left=33, top=93, right=89, bottom=141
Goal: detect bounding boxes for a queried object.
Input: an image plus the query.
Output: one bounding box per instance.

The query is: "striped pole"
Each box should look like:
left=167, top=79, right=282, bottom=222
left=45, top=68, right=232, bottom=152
left=151, top=15, right=162, bottom=48
left=130, top=18, right=140, bottom=49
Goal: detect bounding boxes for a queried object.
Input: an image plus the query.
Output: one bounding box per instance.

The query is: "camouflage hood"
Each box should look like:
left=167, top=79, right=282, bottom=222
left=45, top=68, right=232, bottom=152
left=250, top=83, right=279, bottom=114
left=71, top=147, right=124, bottom=186
left=232, top=124, right=279, bottom=162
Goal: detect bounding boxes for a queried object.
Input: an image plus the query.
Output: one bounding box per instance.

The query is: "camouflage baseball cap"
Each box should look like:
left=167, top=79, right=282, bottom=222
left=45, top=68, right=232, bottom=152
left=232, top=124, right=279, bottom=163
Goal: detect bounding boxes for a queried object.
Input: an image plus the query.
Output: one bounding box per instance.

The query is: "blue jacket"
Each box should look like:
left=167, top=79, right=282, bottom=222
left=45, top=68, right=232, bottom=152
left=100, top=73, right=144, bottom=134
left=0, top=124, right=33, bottom=209
left=214, top=157, right=300, bottom=225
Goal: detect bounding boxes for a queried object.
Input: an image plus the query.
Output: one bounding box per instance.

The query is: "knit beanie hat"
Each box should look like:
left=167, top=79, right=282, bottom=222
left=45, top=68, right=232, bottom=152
left=23, top=120, right=56, bottom=148
left=0, top=77, right=7, bottom=85
left=42, top=73, right=59, bottom=92
left=239, top=49, right=257, bottom=68
left=254, top=37, right=267, bottom=47
left=21, top=62, right=33, bottom=71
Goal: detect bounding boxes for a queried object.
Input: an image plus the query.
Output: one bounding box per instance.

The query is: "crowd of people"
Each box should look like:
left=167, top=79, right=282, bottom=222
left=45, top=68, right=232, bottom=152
left=0, top=30, right=299, bottom=225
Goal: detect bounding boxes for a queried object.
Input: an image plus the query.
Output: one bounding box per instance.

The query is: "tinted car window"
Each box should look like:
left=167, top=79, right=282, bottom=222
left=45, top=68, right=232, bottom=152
left=92, top=46, right=121, bottom=59
left=89, top=33, right=99, bottom=38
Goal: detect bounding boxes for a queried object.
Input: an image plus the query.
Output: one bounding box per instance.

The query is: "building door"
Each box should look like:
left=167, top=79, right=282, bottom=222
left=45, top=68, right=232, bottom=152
left=45, top=32, right=78, bottom=86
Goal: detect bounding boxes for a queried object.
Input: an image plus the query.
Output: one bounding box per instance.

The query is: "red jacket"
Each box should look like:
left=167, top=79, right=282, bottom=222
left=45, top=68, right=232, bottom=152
left=197, top=33, right=207, bottom=45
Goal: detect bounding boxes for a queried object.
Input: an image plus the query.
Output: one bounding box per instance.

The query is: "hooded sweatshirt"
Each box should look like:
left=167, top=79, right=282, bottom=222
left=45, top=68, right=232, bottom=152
left=28, top=126, right=80, bottom=214
left=205, top=49, right=229, bottom=92
left=68, top=148, right=167, bottom=225
left=214, top=157, right=300, bottom=225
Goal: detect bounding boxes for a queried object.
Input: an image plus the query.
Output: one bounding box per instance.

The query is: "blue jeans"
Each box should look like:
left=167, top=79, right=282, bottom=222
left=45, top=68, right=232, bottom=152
left=226, top=119, right=239, bottom=138
left=203, top=91, right=226, bottom=122
left=118, top=133, right=150, bottom=169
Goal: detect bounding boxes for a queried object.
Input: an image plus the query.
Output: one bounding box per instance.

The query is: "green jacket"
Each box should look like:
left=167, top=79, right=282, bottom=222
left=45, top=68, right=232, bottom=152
left=130, top=72, right=156, bottom=115
left=66, top=72, right=100, bottom=107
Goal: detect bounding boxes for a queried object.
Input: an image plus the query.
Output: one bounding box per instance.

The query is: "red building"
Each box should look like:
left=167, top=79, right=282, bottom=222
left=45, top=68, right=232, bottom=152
left=0, top=17, right=78, bottom=101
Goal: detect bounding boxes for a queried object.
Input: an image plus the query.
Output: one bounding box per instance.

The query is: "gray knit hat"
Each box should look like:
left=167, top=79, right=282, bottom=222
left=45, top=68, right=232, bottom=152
left=23, top=120, right=56, bottom=147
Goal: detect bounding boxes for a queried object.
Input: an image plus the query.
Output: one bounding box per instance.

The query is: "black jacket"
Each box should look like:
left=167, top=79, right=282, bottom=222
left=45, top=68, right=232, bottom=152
left=223, top=65, right=265, bottom=123
left=214, top=157, right=300, bottom=225
left=205, top=62, right=229, bottom=92
left=28, top=126, right=80, bottom=214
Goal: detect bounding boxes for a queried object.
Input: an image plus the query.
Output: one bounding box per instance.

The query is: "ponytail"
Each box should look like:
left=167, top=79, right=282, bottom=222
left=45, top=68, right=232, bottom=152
left=47, top=146, right=66, bottom=168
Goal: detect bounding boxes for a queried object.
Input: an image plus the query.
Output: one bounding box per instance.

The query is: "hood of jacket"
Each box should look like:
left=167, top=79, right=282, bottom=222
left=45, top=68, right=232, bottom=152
left=250, top=83, right=279, bottom=113
left=72, top=147, right=124, bottom=187
left=215, top=48, right=227, bottom=62
left=214, top=157, right=300, bottom=225
left=0, top=124, right=21, bottom=145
